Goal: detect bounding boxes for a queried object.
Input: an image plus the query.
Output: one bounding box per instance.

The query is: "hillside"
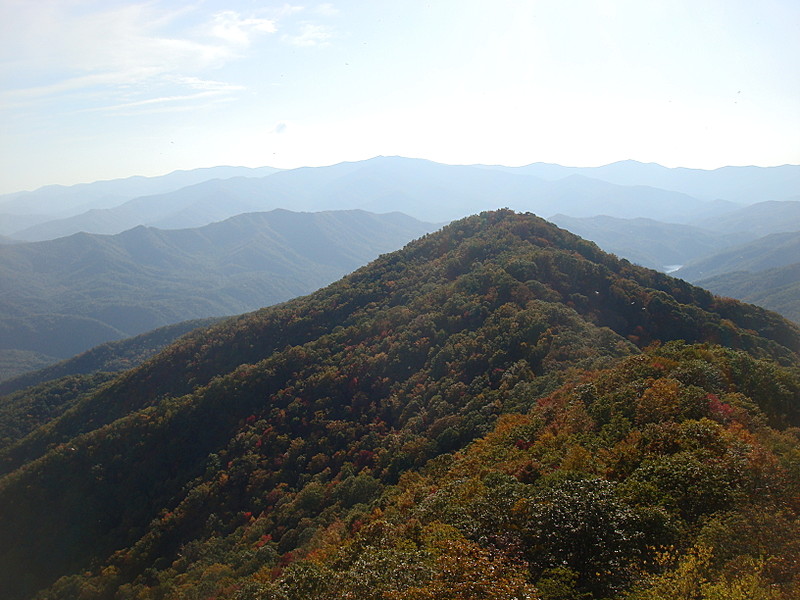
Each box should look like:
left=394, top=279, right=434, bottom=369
left=1, top=210, right=798, bottom=600
left=239, top=341, right=799, bottom=600
left=674, top=231, right=800, bottom=282
left=694, top=200, right=800, bottom=236
left=698, top=262, right=800, bottom=324
left=0, top=209, right=437, bottom=362
left=0, top=318, right=221, bottom=451
left=548, top=214, right=747, bottom=271
left=0, top=317, right=222, bottom=397
left=0, top=350, right=57, bottom=381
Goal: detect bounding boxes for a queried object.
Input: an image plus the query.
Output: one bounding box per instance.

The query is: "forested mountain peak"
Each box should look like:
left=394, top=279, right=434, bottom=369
left=1, top=210, right=799, bottom=600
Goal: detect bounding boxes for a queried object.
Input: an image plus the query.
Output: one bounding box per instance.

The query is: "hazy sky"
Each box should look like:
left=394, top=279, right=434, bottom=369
left=1, top=0, right=798, bottom=193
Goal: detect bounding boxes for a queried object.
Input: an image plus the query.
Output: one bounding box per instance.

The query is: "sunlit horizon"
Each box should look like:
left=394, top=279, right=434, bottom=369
left=2, top=0, right=798, bottom=194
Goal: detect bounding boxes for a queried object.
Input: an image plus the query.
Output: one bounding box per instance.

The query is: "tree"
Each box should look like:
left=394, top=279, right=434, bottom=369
left=522, top=476, right=650, bottom=596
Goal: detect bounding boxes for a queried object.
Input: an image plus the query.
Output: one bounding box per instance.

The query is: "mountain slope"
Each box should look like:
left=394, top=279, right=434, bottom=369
left=0, top=318, right=222, bottom=451
left=29, top=345, right=800, bottom=600
left=694, top=200, right=800, bottom=236
left=0, top=317, right=222, bottom=397
left=246, top=341, right=799, bottom=600
left=698, top=262, right=800, bottom=324
left=0, top=209, right=438, bottom=361
left=548, top=214, right=749, bottom=271
left=675, top=231, right=800, bottom=281
left=1, top=210, right=798, bottom=600
left=0, top=350, right=58, bottom=381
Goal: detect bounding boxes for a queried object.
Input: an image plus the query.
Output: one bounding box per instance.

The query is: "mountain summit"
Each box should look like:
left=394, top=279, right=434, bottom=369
left=1, top=210, right=798, bottom=600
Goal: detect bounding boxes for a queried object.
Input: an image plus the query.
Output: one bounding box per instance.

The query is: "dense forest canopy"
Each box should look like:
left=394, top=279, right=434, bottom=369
left=0, top=210, right=798, bottom=600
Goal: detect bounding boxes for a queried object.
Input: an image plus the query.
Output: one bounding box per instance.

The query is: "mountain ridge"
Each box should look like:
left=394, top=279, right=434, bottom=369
left=0, top=317, right=223, bottom=398
left=697, top=262, right=800, bottom=324
left=0, top=209, right=438, bottom=366
left=694, top=199, right=800, bottom=236
left=675, top=230, right=800, bottom=282
left=8, top=157, right=746, bottom=241
left=1, top=210, right=798, bottom=600
left=0, top=165, right=282, bottom=217
left=491, top=160, right=800, bottom=203
left=548, top=213, right=751, bottom=271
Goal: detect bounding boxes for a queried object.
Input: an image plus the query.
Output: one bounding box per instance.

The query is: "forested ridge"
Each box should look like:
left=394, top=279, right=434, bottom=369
left=0, top=317, right=223, bottom=398
left=698, top=263, right=800, bottom=325
left=0, top=210, right=798, bottom=600
left=0, top=209, right=436, bottom=369
left=0, top=317, right=223, bottom=449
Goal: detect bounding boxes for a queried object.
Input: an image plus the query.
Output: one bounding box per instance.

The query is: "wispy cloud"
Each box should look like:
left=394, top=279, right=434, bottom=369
left=84, top=90, right=238, bottom=116
left=283, top=23, right=334, bottom=47
left=0, top=2, right=281, bottom=116
left=1, top=2, right=224, bottom=77
left=88, top=92, right=222, bottom=111
left=0, top=0, right=343, bottom=130
left=210, top=10, right=277, bottom=45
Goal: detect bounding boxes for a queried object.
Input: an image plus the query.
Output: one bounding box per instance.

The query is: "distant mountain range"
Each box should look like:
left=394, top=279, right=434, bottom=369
left=0, top=165, right=281, bottom=216
left=8, top=157, right=799, bottom=242
left=0, top=209, right=437, bottom=375
left=485, top=159, right=800, bottom=204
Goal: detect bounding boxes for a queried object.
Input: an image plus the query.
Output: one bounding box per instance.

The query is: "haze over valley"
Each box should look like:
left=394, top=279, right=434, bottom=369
left=1, top=155, right=799, bottom=391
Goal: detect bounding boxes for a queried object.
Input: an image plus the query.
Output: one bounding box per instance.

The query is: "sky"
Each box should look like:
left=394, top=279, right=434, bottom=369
left=1, top=0, right=798, bottom=194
